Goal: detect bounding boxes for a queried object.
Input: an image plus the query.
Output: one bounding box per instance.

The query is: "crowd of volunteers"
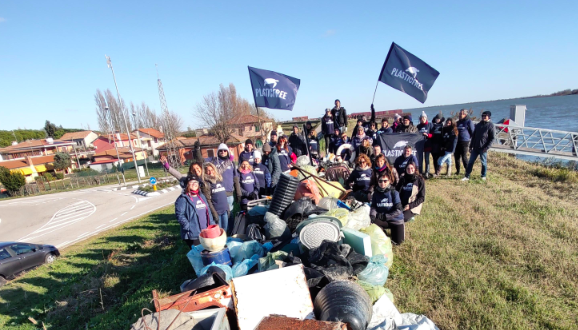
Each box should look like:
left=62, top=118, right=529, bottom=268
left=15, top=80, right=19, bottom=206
left=161, top=100, right=495, bottom=248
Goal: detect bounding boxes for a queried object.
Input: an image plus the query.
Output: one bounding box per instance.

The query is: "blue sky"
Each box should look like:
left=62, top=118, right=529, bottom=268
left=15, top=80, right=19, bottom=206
left=1, top=1, right=577, bottom=131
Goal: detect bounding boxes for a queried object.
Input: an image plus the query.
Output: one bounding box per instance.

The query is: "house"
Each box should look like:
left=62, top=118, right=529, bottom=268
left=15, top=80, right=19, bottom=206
left=133, top=128, right=165, bottom=158
left=0, top=138, right=75, bottom=161
left=230, top=115, right=273, bottom=148
left=89, top=147, right=147, bottom=172
left=0, top=155, right=56, bottom=183
left=156, top=135, right=243, bottom=164
left=92, top=133, right=139, bottom=153
left=58, top=131, right=99, bottom=149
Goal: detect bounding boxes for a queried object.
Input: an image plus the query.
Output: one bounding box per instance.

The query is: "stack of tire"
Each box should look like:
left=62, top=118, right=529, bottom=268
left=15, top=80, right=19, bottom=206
left=268, top=173, right=299, bottom=217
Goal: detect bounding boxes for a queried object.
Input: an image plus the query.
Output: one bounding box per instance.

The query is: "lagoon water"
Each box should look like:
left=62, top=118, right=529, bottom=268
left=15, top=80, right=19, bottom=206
left=405, top=94, right=578, bottom=133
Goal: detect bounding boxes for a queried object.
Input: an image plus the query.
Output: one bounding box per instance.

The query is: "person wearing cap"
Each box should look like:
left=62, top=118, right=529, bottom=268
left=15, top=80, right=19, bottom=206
left=338, top=131, right=352, bottom=162
left=261, top=143, right=280, bottom=191
left=239, top=139, right=255, bottom=165
left=392, top=114, right=403, bottom=131
left=289, top=125, right=307, bottom=157
left=269, top=131, right=278, bottom=148
left=175, top=176, right=216, bottom=248
left=462, top=111, right=496, bottom=181
left=396, top=115, right=418, bottom=133
left=210, top=143, right=241, bottom=213
left=417, top=111, right=433, bottom=176
left=455, top=109, right=476, bottom=176
left=203, top=162, right=230, bottom=233
left=371, top=171, right=404, bottom=244
left=331, top=99, right=348, bottom=134
left=252, top=150, right=271, bottom=197
left=394, top=145, right=419, bottom=175
left=377, top=117, right=393, bottom=135
left=321, top=108, right=335, bottom=155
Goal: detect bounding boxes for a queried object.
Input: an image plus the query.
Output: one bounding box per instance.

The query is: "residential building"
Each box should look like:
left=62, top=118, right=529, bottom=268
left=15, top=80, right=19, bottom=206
left=58, top=131, right=99, bottom=149
left=133, top=128, right=164, bottom=158
left=0, top=138, right=75, bottom=161
left=156, top=135, right=243, bottom=164
left=0, top=155, right=56, bottom=183
left=230, top=115, right=273, bottom=148
left=89, top=147, right=147, bottom=172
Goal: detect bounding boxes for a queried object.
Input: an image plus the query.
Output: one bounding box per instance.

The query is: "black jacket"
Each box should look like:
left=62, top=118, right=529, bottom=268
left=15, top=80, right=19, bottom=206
left=331, top=107, right=348, bottom=127
left=441, top=127, right=458, bottom=153
left=263, top=148, right=281, bottom=187
left=289, top=132, right=307, bottom=156
left=429, top=115, right=445, bottom=153
left=470, top=121, right=496, bottom=152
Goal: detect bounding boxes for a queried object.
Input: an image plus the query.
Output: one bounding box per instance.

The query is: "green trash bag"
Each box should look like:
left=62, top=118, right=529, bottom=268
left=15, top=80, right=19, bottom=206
left=258, top=251, right=288, bottom=271
left=357, top=280, right=386, bottom=304
left=360, top=224, right=393, bottom=268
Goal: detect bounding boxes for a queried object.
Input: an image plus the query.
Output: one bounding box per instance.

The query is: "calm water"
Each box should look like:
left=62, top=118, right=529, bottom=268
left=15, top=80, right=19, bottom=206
left=405, top=94, right=578, bottom=164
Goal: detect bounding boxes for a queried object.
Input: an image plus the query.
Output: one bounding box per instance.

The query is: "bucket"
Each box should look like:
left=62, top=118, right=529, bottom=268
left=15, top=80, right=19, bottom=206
left=201, top=247, right=232, bottom=266
left=201, top=225, right=221, bottom=239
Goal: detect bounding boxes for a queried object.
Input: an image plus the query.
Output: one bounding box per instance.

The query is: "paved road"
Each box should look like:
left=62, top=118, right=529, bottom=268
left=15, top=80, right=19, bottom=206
left=0, top=183, right=180, bottom=251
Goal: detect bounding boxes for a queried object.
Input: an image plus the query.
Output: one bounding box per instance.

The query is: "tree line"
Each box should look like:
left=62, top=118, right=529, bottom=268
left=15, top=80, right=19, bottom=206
left=0, top=124, right=85, bottom=148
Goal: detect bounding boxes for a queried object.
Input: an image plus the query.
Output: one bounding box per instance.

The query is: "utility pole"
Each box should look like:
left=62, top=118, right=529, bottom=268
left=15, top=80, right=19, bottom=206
left=105, top=55, right=141, bottom=183
left=132, top=110, right=150, bottom=177
left=156, top=64, right=181, bottom=168
left=105, top=106, right=126, bottom=185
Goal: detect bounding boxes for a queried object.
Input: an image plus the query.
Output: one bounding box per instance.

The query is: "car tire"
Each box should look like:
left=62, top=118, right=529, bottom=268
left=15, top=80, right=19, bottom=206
left=0, top=276, right=6, bottom=287
left=45, top=253, right=56, bottom=264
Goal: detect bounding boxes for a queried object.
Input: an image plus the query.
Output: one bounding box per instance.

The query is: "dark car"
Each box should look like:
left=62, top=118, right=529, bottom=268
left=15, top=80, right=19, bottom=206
left=0, top=241, right=60, bottom=287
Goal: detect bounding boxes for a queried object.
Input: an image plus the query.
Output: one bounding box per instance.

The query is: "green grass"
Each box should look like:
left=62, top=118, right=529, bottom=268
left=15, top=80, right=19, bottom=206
left=1, top=153, right=577, bottom=329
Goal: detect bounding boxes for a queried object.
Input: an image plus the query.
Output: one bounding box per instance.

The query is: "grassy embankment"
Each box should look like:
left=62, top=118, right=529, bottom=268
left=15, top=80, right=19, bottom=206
left=0, top=153, right=577, bottom=329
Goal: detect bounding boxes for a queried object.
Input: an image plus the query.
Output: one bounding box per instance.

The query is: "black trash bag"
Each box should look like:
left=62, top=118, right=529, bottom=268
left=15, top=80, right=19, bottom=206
left=230, top=211, right=248, bottom=236
left=306, top=241, right=369, bottom=282
left=347, top=249, right=370, bottom=275
left=304, top=267, right=330, bottom=301
left=180, top=266, right=227, bottom=293
left=265, top=237, right=293, bottom=253
left=246, top=224, right=265, bottom=242
left=313, top=281, right=373, bottom=330
left=282, top=197, right=328, bottom=231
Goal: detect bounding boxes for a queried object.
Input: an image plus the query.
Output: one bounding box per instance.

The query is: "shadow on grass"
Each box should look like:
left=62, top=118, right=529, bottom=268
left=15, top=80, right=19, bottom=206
left=0, top=209, right=196, bottom=330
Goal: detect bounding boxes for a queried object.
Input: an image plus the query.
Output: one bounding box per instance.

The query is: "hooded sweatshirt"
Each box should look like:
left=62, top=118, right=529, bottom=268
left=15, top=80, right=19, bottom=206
left=442, top=126, right=458, bottom=153
left=238, top=168, right=260, bottom=198
left=396, top=173, right=425, bottom=214
left=456, top=115, right=475, bottom=142
left=370, top=185, right=404, bottom=223
left=346, top=165, right=373, bottom=193
left=204, top=175, right=229, bottom=215
left=321, top=114, right=335, bottom=135
left=239, top=149, right=255, bottom=165
left=253, top=162, right=271, bottom=188
left=394, top=153, right=419, bottom=175
left=429, top=114, right=445, bottom=153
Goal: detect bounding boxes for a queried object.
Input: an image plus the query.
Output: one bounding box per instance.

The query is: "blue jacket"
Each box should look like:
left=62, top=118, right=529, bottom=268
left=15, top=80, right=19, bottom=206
left=175, top=192, right=215, bottom=240
left=456, top=117, right=475, bottom=142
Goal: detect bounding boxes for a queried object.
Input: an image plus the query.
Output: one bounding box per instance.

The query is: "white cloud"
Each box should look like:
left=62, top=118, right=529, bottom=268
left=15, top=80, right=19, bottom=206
left=323, top=29, right=336, bottom=37
left=0, top=17, right=5, bottom=23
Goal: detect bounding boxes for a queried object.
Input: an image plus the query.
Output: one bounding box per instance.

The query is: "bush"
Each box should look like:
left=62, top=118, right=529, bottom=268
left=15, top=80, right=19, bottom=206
left=0, top=166, right=26, bottom=194
left=55, top=173, right=64, bottom=180
left=54, top=152, right=71, bottom=171
left=44, top=173, right=54, bottom=181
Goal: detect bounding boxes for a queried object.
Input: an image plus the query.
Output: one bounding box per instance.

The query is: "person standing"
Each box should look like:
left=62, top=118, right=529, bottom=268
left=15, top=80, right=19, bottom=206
left=262, top=143, right=280, bottom=192
left=394, top=145, right=419, bottom=175
left=329, top=127, right=343, bottom=154
left=210, top=144, right=240, bottom=213
left=269, top=131, right=278, bottom=148
left=435, top=118, right=458, bottom=177
left=289, top=125, right=307, bottom=157
left=462, top=111, right=496, bottom=181
left=429, top=113, right=445, bottom=175
left=321, top=108, right=335, bottom=155
left=203, top=163, right=230, bottom=233
left=307, top=130, right=320, bottom=161
left=175, top=177, right=216, bottom=248
left=396, top=115, right=418, bottom=133
left=455, top=109, right=475, bottom=176
left=239, top=139, right=255, bottom=165
left=371, top=172, right=405, bottom=245
left=416, top=112, right=433, bottom=176
left=396, top=163, right=426, bottom=223
left=276, top=136, right=296, bottom=172
left=377, top=118, right=393, bottom=135
left=237, top=160, right=260, bottom=210
left=252, top=150, right=271, bottom=197
left=331, top=99, right=348, bottom=134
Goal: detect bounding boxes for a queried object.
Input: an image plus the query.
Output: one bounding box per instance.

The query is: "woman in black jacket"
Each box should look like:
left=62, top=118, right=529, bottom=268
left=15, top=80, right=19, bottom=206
left=435, top=118, right=458, bottom=177
left=428, top=114, right=445, bottom=176
left=396, top=162, right=426, bottom=222
left=370, top=172, right=405, bottom=244
left=345, top=154, right=373, bottom=203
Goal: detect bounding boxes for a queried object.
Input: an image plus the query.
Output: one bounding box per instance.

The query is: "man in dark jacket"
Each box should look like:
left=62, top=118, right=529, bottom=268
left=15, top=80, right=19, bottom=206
left=377, top=118, right=393, bottom=135
left=262, top=143, right=280, bottom=191
left=289, top=125, right=307, bottom=157
left=269, top=131, right=278, bottom=148
left=239, top=139, right=255, bottom=165
left=455, top=109, right=475, bottom=175
left=331, top=99, right=348, bottom=134
left=396, top=116, right=418, bottom=133
left=416, top=111, right=433, bottom=176
left=394, top=145, right=419, bottom=175
left=321, top=108, right=335, bottom=155
left=462, top=111, right=495, bottom=181
left=429, top=113, right=445, bottom=174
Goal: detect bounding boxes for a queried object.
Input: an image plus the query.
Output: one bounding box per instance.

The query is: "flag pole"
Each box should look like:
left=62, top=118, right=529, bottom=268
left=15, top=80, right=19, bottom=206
left=371, top=81, right=379, bottom=105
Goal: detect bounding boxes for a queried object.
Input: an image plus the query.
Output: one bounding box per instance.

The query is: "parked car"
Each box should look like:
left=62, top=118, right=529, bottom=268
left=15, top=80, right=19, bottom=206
left=0, top=241, right=60, bottom=287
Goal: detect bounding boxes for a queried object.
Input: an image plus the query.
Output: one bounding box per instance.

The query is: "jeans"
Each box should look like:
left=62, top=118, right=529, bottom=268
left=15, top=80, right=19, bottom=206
left=438, top=152, right=453, bottom=167
left=218, top=212, right=229, bottom=233
left=465, top=149, right=488, bottom=178
left=454, top=141, right=470, bottom=174
left=339, top=126, right=346, bottom=134
left=227, top=195, right=234, bottom=212
left=422, top=151, right=431, bottom=174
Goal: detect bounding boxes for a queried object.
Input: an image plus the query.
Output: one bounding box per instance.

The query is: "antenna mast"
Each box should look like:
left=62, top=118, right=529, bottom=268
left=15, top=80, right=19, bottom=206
left=156, top=64, right=181, bottom=168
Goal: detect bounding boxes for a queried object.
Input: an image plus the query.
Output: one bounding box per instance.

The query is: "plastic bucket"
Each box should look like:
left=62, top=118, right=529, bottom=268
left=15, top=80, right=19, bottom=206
left=201, top=247, right=232, bottom=266
left=201, top=225, right=221, bottom=239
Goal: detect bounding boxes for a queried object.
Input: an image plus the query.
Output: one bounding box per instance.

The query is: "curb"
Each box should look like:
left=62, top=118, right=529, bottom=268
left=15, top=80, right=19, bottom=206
left=108, top=178, right=178, bottom=192
left=132, top=185, right=180, bottom=197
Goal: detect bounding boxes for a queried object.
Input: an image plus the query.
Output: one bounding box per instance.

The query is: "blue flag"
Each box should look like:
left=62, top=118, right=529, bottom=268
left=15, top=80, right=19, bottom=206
left=378, top=43, right=439, bottom=103
left=248, top=66, right=300, bottom=111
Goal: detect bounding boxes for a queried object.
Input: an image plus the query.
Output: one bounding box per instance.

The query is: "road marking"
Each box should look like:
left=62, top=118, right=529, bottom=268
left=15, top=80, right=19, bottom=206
left=109, top=217, right=118, bottom=223
left=96, top=224, right=106, bottom=229
left=130, top=205, right=135, bottom=210
left=77, top=232, right=91, bottom=239
left=121, top=212, right=127, bottom=216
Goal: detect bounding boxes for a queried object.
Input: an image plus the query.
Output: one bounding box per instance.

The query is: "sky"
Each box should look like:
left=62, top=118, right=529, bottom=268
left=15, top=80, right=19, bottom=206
left=1, top=0, right=577, bottom=131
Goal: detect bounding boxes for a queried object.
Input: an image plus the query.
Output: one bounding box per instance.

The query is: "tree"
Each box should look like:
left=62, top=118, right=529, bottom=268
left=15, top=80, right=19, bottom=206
left=54, top=152, right=71, bottom=171
left=44, top=120, right=57, bottom=138
left=0, top=166, right=26, bottom=195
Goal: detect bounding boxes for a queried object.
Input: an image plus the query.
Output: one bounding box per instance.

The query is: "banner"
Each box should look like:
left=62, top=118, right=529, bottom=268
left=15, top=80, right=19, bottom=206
left=378, top=42, right=439, bottom=103
left=376, top=132, right=425, bottom=167
left=248, top=66, right=300, bottom=111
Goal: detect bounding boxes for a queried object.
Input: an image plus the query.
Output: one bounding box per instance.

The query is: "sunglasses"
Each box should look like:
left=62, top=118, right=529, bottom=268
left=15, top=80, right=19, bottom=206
left=378, top=179, right=389, bottom=183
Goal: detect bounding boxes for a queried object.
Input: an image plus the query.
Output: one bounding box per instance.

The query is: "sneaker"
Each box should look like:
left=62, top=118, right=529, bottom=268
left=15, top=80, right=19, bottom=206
left=461, top=177, right=470, bottom=181
left=481, top=177, right=487, bottom=181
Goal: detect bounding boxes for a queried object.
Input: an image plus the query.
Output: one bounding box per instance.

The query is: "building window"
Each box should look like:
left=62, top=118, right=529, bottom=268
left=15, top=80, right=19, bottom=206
left=238, top=128, right=243, bottom=136
left=207, top=149, right=214, bottom=158
left=255, top=124, right=260, bottom=132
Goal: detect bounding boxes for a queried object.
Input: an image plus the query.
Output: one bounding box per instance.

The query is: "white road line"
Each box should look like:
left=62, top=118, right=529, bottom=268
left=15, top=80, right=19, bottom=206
left=48, top=211, right=95, bottom=224
left=54, top=205, right=93, bottom=216
left=109, top=218, right=118, bottom=222
left=121, top=212, right=127, bottom=216
left=77, top=232, right=91, bottom=239
left=56, top=240, right=71, bottom=248
left=96, top=224, right=106, bottom=229
left=130, top=205, right=135, bottom=210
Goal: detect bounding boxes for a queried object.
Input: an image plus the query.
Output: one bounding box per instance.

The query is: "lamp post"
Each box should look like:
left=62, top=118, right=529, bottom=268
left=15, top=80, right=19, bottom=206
left=105, top=55, right=141, bottom=183
left=105, top=106, right=126, bottom=185
left=132, top=110, right=149, bottom=177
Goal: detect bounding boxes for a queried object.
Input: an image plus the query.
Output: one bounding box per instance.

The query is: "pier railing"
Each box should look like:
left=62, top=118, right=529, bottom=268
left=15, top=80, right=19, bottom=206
left=492, top=124, right=578, bottom=161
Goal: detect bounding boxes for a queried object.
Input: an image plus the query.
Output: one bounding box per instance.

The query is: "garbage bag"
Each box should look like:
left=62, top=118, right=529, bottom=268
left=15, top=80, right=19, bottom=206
left=246, top=224, right=265, bottom=242
left=180, top=266, right=228, bottom=292
left=200, top=262, right=233, bottom=283
left=357, top=280, right=387, bottom=304
left=344, top=204, right=371, bottom=231
left=262, top=241, right=274, bottom=252
left=240, top=240, right=265, bottom=260
left=263, top=212, right=291, bottom=240
left=367, top=294, right=439, bottom=330
left=258, top=250, right=288, bottom=271
left=383, top=288, right=394, bottom=304
left=186, top=244, right=206, bottom=277
left=307, top=241, right=369, bottom=282
left=360, top=224, right=394, bottom=268
left=248, top=205, right=268, bottom=226
left=357, top=255, right=389, bottom=286
left=323, top=208, right=349, bottom=227
left=227, top=239, right=244, bottom=265
left=318, top=197, right=339, bottom=210
left=232, top=254, right=260, bottom=278
left=314, top=281, right=373, bottom=330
